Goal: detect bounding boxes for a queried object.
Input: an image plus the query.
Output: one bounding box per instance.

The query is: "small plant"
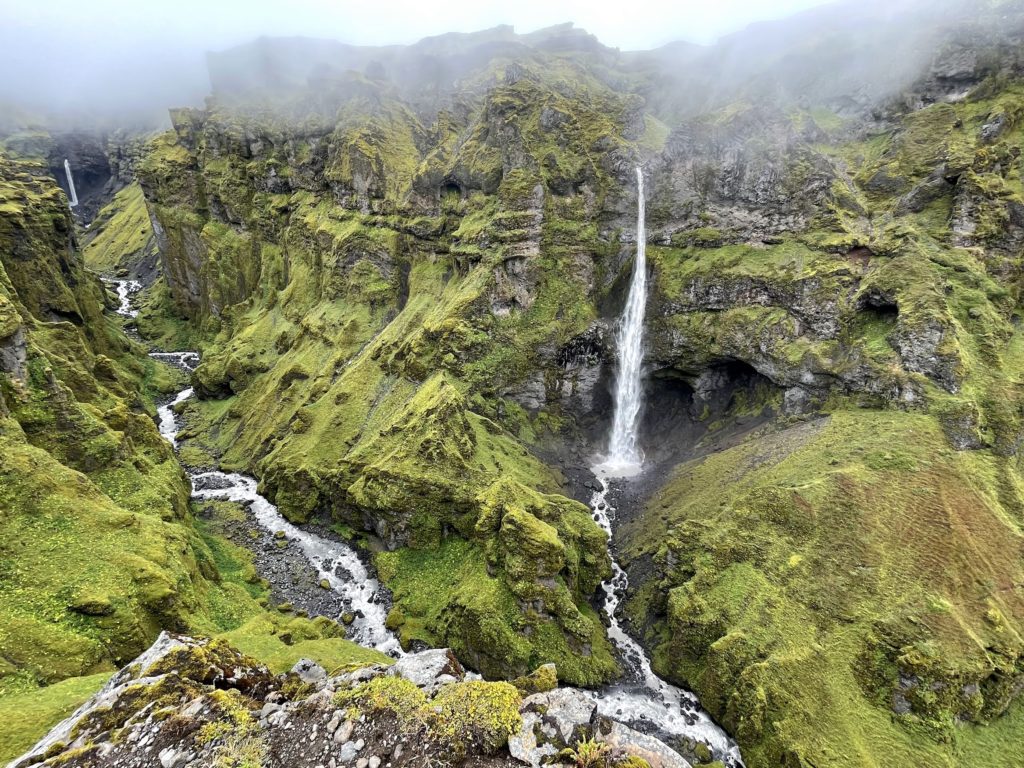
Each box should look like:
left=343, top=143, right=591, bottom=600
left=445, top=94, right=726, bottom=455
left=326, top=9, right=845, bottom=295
left=214, top=730, right=269, bottom=768
left=613, top=757, right=651, bottom=768
left=559, top=737, right=611, bottom=768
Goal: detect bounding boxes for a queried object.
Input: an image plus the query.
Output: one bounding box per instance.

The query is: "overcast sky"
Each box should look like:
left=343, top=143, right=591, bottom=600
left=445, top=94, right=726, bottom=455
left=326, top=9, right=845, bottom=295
left=2, top=0, right=837, bottom=50
left=0, top=0, right=836, bottom=122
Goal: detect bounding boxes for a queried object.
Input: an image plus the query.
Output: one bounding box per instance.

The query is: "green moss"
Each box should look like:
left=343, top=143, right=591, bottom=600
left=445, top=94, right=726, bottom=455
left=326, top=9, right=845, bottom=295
left=220, top=615, right=389, bottom=675
left=511, top=663, right=558, bottom=695
left=82, top=183, right=156, bottom=274
left=376, top=537, right=617, bottom=685
left=0, top=672, right=110, bottom=764
left=335, top=676, right=520, bottom=757
left=334, top=675, right=428, bottom=727
left=431, top=680, right=521, bottom=755
left=623, top=411, right=1024, bottom=767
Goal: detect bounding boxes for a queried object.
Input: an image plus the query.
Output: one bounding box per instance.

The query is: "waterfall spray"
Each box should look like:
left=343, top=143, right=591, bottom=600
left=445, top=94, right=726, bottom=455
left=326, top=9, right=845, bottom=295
left=63, top=159, right=79, bottom=208
left=604, top=166, right=647, bottom=473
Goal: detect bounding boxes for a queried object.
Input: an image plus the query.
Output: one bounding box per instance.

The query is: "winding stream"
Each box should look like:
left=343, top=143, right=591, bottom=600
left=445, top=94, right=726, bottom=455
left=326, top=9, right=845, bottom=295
left=109, top=279, right=141, bottom=318
left=151, top=350, right=403, bottom=657
left=110, top=202, right=741, bottom=761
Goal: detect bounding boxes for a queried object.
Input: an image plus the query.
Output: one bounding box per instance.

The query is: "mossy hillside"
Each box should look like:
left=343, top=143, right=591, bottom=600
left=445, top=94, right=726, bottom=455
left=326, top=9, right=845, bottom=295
left=324, top=98, right=426, bottom=209
left=648, top=71, right=1024, bottom=421
left=620, top=71, right=1024, bottom=767
left=620, top=411, right=1024, bottom=767
left=0, top=155, right=104, bottom=334
left=0, top=672, right=110, bottom=765
left=0, top=154, right=202, bottom=690
left=136, top=62, right=641, bottom=684
left=81, top=182, right=157, bottom=275
left=180, top=300, right=618, bottom=683
left=377, top=531, right=617, bottom=686
left=0, top=154, right=378, bottom=742
left=0, top=457, right=388, bottom=764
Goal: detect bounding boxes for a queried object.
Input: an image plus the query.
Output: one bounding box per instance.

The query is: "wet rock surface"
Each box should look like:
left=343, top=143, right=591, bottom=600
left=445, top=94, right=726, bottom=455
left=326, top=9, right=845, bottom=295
left=195, top=498, right=354, bottom=621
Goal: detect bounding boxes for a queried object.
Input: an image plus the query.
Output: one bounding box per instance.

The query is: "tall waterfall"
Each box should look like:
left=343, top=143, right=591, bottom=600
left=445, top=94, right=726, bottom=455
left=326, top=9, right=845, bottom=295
left=605, top=166, right=647, bottom=473
left=585, top=167, right=743, bottom=766
left=63, top=159, right=79, bottom=208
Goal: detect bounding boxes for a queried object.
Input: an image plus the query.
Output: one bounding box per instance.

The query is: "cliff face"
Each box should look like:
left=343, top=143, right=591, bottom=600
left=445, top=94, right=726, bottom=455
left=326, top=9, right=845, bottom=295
left=64, top=6, right=1024, bottom=767
left=628, top=31, right=1024, bottom=768
left=137, top=49, right=637, bottom=686
left=0, top=152, right=393, bottom=765
left=0, top=151, right=196, bottom=686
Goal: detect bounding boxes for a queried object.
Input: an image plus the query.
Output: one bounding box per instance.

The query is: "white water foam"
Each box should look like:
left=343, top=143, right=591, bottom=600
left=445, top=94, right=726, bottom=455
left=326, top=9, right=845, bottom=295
left=157, top=385, right=193, bottom=448
left=603, top=166, right=649, bottom=475
left=589, top=473, right=743, bottom=766
left=191, top=471, right=403, bottom=656
left=63, top=159, right=79, bottom=209
left=104, top=279, right=142, bottom=318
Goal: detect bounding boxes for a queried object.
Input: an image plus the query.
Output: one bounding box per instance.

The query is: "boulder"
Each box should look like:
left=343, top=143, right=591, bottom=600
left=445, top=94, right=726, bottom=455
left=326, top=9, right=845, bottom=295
left=291, top=657, right=328, bottom=685
left=386, top=647, right=465, bottom=689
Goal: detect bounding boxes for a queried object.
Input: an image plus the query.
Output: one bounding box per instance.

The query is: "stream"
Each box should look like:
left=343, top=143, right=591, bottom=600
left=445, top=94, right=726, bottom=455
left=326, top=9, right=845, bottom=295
left=584, top=170, right=743, bottom=766
left=152, top=348, right=403, bottom=658
left=107, top=271, right=742, bottom=765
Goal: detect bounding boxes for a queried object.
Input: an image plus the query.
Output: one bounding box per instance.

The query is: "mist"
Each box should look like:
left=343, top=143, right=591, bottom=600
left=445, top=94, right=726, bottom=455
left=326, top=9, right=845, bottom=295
left=0, top=0, right=836, bottom=126
left=0, top=0, right=1011, bottom=130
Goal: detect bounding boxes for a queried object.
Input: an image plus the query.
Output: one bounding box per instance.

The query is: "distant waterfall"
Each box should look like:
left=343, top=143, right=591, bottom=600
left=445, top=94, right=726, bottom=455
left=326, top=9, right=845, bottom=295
left=63, top=159, right=79, bottom=208
left=605, top=166, right=647, bottom=472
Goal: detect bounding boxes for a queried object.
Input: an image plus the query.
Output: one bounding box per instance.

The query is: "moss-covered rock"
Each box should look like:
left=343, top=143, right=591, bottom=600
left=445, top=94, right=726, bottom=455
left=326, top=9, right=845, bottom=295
left=115, top=16, right=1024, bottom=768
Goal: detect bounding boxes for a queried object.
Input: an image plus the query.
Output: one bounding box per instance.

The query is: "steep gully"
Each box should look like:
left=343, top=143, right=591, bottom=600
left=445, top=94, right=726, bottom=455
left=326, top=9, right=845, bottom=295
left=105, top=168, right=742, bottom=765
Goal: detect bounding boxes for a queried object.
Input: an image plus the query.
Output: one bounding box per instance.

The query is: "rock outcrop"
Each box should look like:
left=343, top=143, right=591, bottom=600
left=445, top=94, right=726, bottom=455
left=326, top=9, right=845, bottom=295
left=5, top=6, right=1024, bottom=768
left=9, top=634, right=687, bottom=768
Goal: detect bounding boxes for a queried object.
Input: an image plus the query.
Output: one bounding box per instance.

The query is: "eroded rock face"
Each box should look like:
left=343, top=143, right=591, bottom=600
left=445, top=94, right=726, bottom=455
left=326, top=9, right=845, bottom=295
left=8, top=634, right=275, bottom=768
left=0, top=324, right=27, bottom=380
left=9, top=635, right=688, bottom=768
left=648, top=106, right=837, bottom=244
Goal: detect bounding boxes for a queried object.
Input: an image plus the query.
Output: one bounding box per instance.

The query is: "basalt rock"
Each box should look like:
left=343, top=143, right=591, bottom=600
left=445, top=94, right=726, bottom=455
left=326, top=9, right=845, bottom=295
left=647, top=106, right=838, bottom=244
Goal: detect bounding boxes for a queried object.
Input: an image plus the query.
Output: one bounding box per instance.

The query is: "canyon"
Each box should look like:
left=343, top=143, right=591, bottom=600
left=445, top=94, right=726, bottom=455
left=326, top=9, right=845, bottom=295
left=2, top=2, right=1024, bottom=767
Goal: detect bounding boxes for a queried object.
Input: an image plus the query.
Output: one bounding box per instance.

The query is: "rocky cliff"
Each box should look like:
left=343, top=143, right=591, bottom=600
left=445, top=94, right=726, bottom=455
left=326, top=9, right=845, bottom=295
left=129, top=13, right=1024, bottom=766
left=135, top=42, right=642, bottom=687
left=4, top=3, right=1024, bottom=767
left=9, top=633, right=688, bottom=768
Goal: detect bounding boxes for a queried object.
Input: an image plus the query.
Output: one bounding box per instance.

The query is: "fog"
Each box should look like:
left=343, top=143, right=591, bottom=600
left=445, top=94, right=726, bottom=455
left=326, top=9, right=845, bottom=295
left=0, top=0, right=835, bottom=125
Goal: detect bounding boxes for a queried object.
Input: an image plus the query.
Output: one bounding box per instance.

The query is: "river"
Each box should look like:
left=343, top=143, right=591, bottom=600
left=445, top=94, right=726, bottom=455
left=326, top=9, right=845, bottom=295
left=107, top=241, right=742, bottom=766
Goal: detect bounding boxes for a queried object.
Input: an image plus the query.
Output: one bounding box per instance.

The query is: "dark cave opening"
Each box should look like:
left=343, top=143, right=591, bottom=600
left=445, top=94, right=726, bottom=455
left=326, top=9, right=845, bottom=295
left=635, top=359, right=778, bottom=466
left=861, top=302, right=899, bottom=322
left=857, top=290, right=899, bottom=321
left=640, top=370, right=696, bottom=448
left=439, top=180, right=463, bottom=203
left=856, top=293, right=900, bottom=344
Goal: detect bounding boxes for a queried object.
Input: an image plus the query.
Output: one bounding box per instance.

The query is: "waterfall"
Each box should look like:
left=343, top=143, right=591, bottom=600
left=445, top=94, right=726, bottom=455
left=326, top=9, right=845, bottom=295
left=63, top=159, right=79, bottom=209
left=604, top=166, right=647, bottom=474
left=587, top=167, right=744, bottom=766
